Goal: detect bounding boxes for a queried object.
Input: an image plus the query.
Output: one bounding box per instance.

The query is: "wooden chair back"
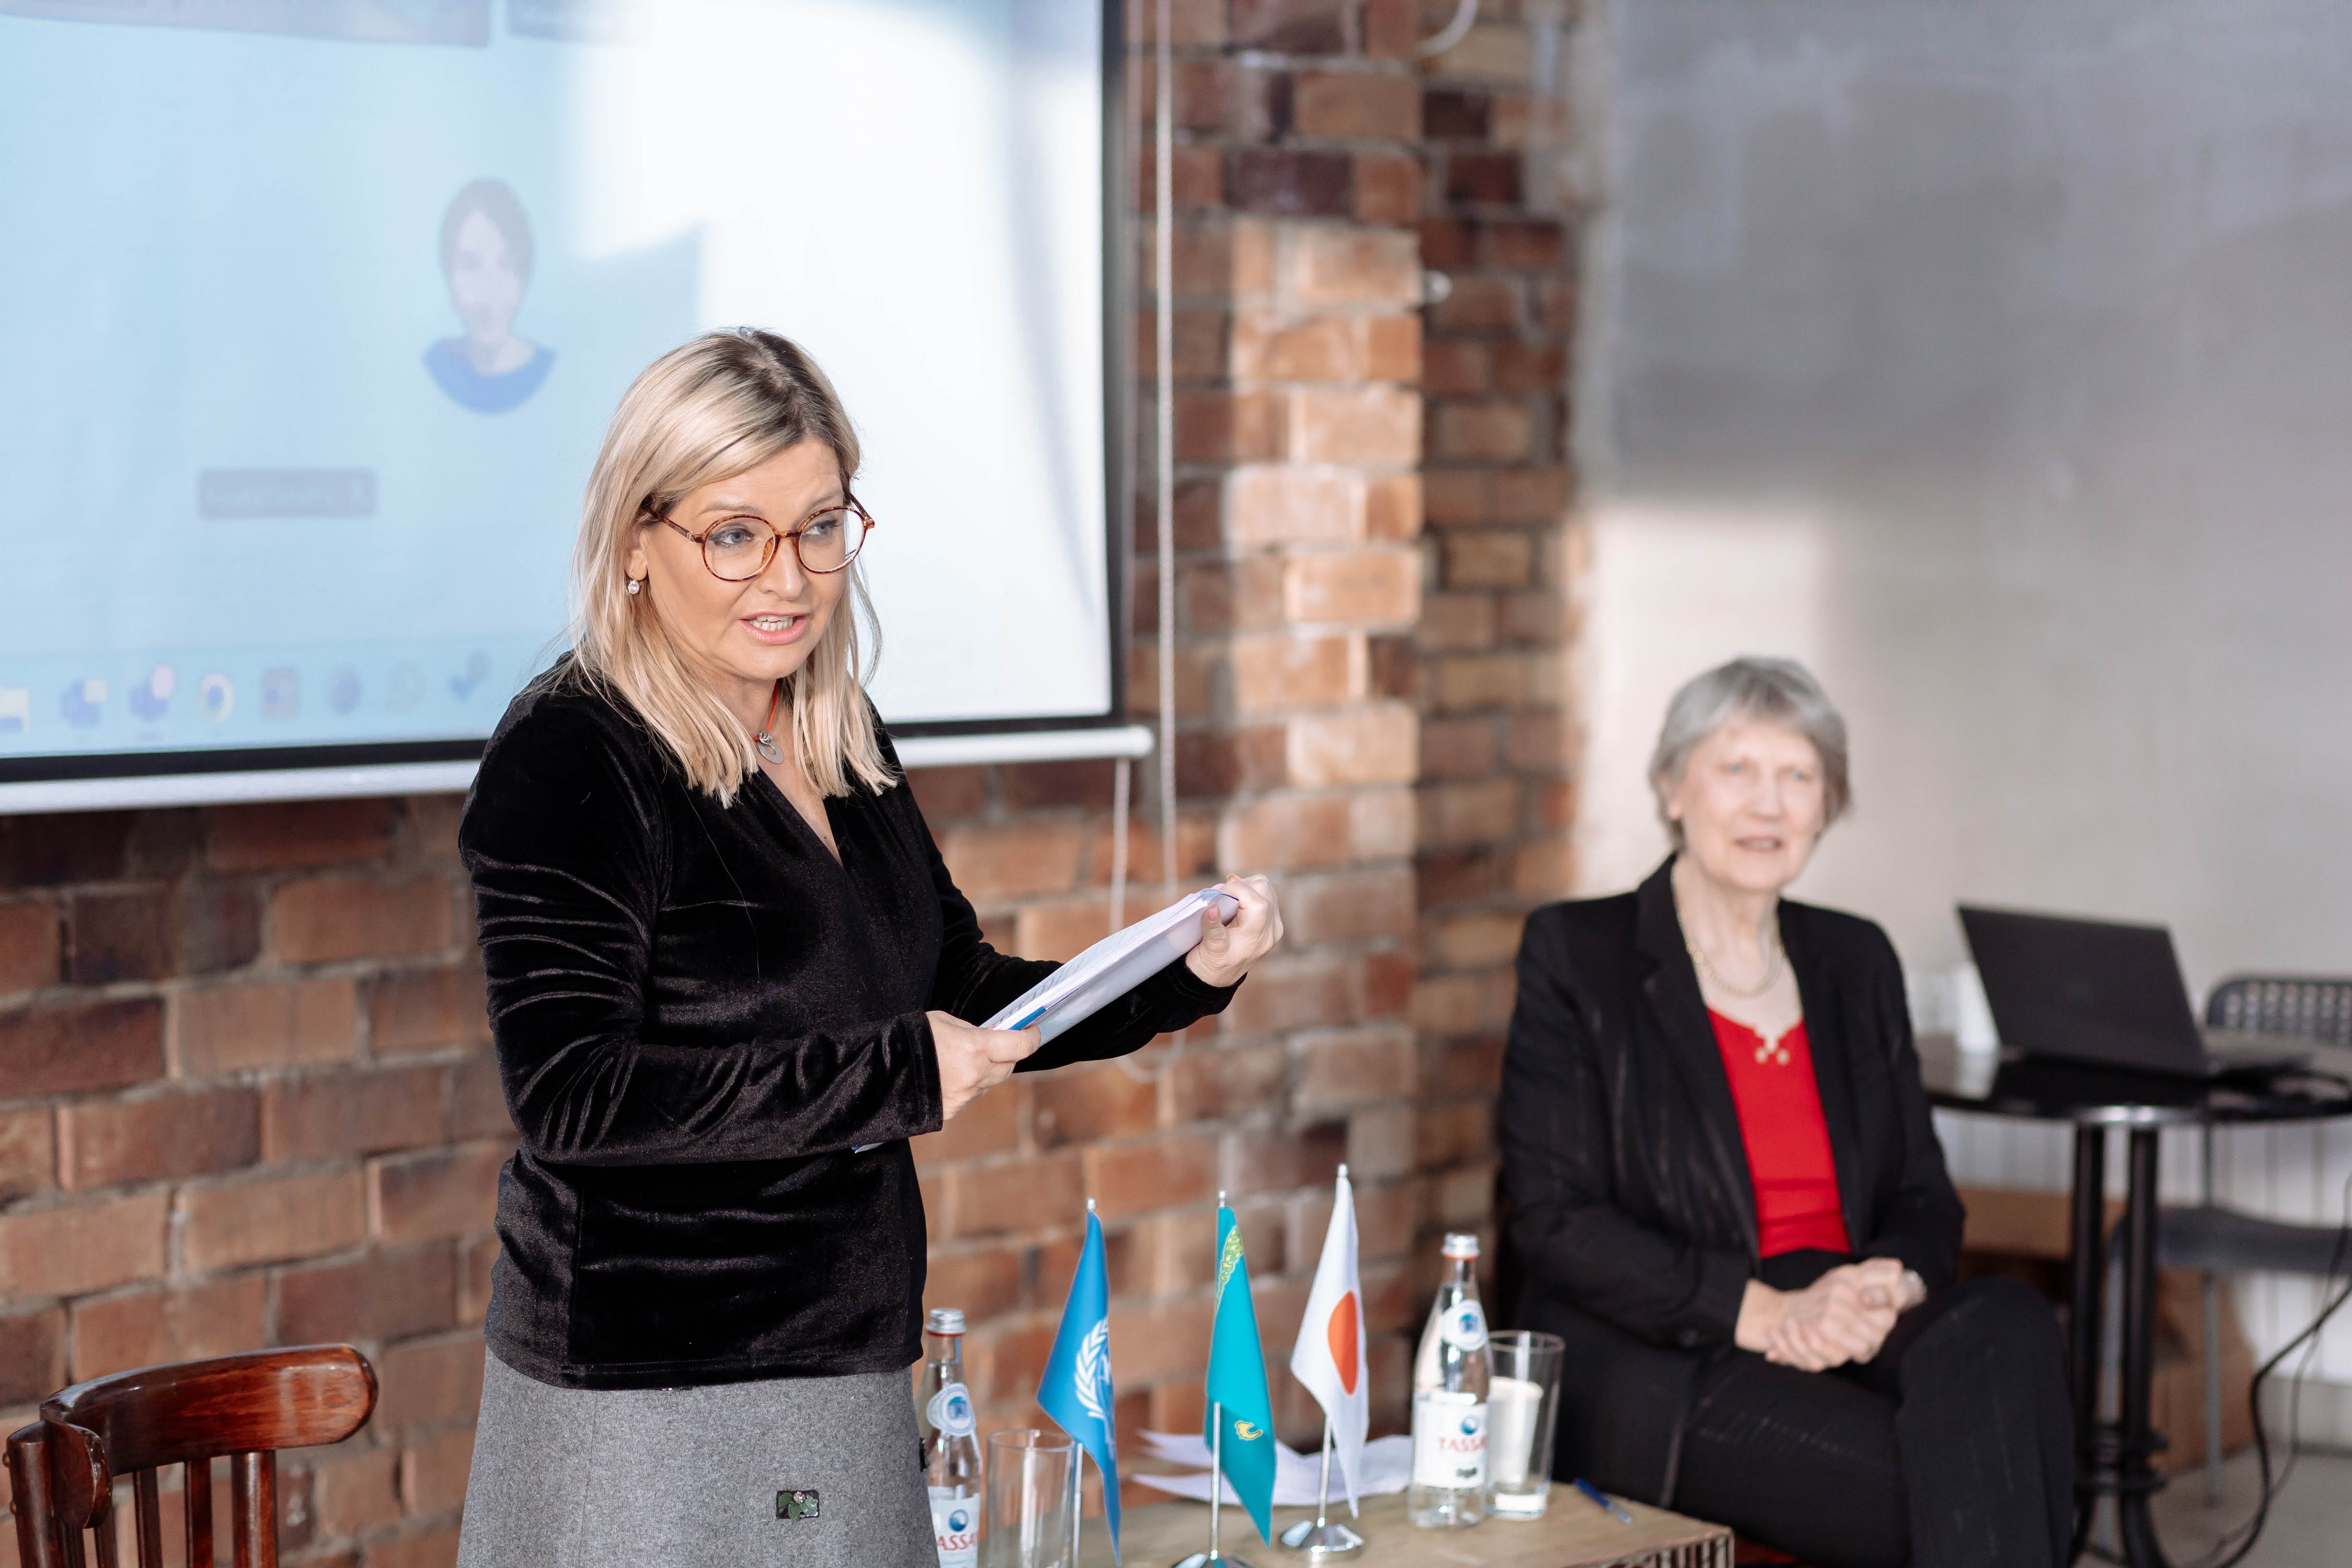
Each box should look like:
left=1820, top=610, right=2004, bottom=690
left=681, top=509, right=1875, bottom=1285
left=5, top=1344, right=376, bottom=1568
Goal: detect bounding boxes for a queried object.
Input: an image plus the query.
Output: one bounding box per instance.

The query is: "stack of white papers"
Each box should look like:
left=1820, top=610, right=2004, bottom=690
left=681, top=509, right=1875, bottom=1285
left=982, top=887, right=1238, bottom=1044
left=1129, top=1430, right=1414, bottom=1504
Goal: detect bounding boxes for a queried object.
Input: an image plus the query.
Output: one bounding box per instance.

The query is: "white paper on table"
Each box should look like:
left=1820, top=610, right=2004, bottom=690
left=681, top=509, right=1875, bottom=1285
left=1130, top=1432, right=1413, bottom=1504
left=982, top=887, right=1238, bottom=1044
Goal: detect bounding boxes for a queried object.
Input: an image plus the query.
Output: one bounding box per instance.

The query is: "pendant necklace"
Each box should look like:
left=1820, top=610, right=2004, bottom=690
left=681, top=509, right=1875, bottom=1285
left=754, top=681, right=785, bottom=766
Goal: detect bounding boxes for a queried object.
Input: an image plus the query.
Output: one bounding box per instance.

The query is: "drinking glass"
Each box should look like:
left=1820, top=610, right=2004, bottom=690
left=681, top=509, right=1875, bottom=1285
left=983, top=1429, right=1076, bottom=1568
left=1487, top=1330, right=1565, bottom=1518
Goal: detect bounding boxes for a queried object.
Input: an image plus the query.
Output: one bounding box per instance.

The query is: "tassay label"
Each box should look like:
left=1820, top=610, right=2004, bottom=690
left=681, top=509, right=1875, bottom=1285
left=1412, top=1390, right=1490, bottom=1490
left=928, top=1487, right=977, bottom=1568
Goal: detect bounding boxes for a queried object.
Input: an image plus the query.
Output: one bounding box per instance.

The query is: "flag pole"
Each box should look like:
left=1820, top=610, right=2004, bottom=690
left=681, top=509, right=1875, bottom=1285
left=1209, top=1402, right=1223, bottom=1555
left=1314, top=1421, right=1332, bottom=1529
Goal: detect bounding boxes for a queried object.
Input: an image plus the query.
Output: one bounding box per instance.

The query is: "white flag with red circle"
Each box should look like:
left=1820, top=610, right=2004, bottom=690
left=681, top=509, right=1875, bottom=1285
left=1288, top=1165, right=1368, bottom=1513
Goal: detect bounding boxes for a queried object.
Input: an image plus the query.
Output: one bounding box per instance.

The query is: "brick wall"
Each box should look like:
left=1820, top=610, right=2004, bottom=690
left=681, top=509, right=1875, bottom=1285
left=0, top=1, right=1581, bottom=1557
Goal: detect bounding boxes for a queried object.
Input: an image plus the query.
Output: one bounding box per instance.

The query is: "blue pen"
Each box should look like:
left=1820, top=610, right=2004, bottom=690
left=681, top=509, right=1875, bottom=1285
left=1573, top=1477, right=1635, bottom=1525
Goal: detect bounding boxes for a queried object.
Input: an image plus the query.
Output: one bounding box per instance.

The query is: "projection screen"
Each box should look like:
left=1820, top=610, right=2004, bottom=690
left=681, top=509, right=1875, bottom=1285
left=0, top=0, right=1133, bottom=812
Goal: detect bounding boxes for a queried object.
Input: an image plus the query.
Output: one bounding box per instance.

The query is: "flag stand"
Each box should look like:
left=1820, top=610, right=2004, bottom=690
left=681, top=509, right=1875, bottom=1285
left=1275, top=1421, right=1364, bottom=1557
left=1171, top=1401, right=1255, bottom=1568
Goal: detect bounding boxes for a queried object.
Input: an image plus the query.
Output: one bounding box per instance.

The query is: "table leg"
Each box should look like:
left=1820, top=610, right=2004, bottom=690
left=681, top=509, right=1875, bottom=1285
left=2067, top=1124, right=2106, bottom=1561
left=2113, top=1126, right=2172, bottom=1568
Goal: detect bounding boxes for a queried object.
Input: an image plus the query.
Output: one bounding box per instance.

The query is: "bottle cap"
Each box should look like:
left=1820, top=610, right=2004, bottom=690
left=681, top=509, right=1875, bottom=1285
left=1441, top=1232, right=1481, bottom=1261
left=926, top=1307, right=967, bottom=1336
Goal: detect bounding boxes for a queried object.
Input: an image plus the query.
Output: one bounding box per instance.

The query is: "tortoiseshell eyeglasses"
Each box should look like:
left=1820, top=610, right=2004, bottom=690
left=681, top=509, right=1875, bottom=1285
left=639, top=496, right=874, bottom=581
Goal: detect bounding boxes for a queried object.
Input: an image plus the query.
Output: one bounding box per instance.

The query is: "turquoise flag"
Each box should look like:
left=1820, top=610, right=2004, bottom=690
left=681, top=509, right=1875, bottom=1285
left=1038, top=1203, right=1122, bottom=1562
left=1201, top=1202, right=1277, bottom=1543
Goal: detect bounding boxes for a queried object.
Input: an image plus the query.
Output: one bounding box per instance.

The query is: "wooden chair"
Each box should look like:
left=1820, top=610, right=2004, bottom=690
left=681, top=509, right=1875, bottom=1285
left=5, top=1345, right=377, bottom=1568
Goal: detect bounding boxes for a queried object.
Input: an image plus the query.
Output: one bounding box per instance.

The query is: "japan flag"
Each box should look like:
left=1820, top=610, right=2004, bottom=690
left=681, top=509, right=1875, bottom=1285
left=1288, top=1165, right=1369, bottom=1513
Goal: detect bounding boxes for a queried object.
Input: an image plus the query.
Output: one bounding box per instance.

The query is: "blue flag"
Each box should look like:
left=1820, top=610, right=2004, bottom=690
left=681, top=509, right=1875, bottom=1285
left=1202, top=1202, right=1277, bottom=1544
left=1039, top=1203, right=1122, bottom=1562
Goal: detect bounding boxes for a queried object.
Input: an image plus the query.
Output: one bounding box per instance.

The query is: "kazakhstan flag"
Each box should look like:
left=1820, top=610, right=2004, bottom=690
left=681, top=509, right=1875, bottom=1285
left=1202, top=1202, right=1277, bottom=1543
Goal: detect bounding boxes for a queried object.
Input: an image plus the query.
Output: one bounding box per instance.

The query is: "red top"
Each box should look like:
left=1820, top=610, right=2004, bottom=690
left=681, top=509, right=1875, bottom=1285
left=1706, top=1010, right=1854, bottom=1258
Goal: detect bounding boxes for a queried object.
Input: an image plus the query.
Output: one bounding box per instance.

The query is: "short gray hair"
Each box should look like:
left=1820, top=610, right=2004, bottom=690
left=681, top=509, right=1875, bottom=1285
left=1649, top=657, right=1851, bottom=846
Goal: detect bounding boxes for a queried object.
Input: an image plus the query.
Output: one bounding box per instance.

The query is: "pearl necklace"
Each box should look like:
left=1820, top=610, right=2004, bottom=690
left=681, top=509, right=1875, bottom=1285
left=1686, top=930, right=1784, bottom=1001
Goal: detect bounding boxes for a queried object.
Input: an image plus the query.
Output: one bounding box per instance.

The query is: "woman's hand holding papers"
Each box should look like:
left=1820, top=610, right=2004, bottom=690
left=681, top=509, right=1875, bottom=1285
left=931, top=1012, right=1041, bottom=1123
left=1183, top=874, right=1283, bottom=989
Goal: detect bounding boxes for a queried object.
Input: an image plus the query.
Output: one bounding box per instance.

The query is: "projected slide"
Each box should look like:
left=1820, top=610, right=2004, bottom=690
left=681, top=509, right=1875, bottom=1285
left=0, top=0, right=1111, bottom=771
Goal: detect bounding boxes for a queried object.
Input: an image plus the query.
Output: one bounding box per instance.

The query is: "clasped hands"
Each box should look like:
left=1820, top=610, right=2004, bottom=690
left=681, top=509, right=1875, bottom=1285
left=1734, top=1257, right=1927, bottom=1372
left=932, top=875, right=1282, bottom=1123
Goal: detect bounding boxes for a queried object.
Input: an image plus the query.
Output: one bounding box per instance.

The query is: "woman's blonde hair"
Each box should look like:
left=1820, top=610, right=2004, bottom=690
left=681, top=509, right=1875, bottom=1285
left=571, top=328, right=894, bottom=804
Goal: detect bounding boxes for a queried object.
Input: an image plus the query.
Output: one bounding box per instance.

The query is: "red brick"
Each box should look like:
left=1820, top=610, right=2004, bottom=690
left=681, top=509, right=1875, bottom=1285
left=1103, top=1295, right=1216, bottom=1387
left=1352, top=791, right=1417, bottom=863
left=1296, top=1028, right=1418, bottom=1116
left=457, top=1235, right=497, bottom=1327
left=445, top=1055, right=512, bottom=1143
left=1422, top=779, right=1522, bottom=846
left=1353, top=153, right=1422, bottom=225
left=1433, top=401, right=1534, bottom=463
left=275, top=1243, right=461, bottom=1346
left=399, top=1423, right=472, bottom=1515
left=1134, top=0, right=1224, bottom=46
left=368, top=1143, right=506, bottom=1245
left=268, top=876, right=452, bottom=965
left=1231, top=313, right=1362, bottom=383
left=1417, top=1101, right=1493, bottom=1168
left=367, top=962, right=488, bottom=1056
left=910, top=1076, right=1022, bottom=1167
left=1293, top=69, right=1420, bottom=139
left=1224, top=466, right=1364, bottom=546
left=1218, top=796, right=1353, bottom=872
left=261, top=1065, right=444, bottom=1163
left=1423, top=340, right=1492, bottom=397
left=0, top=901, right=60, bottom=994
left=58, top=1086, right=260, bottom=1190
left=936, top=821, right=1087, bottom=903
left=1435, top=912, right=1526, bottom=971
left=1002, top=759, right=1119, bottom=812
left=1231, top=0, right=1343, bottom=51
left=204, top=798, right=397, bottom=873
left=65, top=882, right=259, bottom=984
left=376, top=1333, right=485, bottom=1433
left=0, top=1191, right=169, bottom=1299
left=1083, top=814, right=1219, bottom=890
left=1492, top=339, right=1568, bottom=393
left=1282, top=228, right=1421, bottom=308
left=366, top=1525, right=461, bottom=1568
left=1366, top=314, right=1421, bottom=382
left=1, top=997, right=164, bottom=1102
left=1086, top=1133, right=1218, bottom=1221
left=1031, top=1063, right=1158, bottom=1150
left=1420, top=717, right=1502, bottom=781
left=1284, top=550, right=1419, bottom=627
left=68, top=1275, right=267, bottom=1380
left=1446, top=150, right=1522, bottom=205
left=1230, top=633, right=1356, bottom=713
left=1227, top=148, right=1352, bottom=217
left=1287, top=706, right=1418, bottom=788
left=1012, top=898, right=1119, bottom=964
left=951, top=1154, right=1082, bottom=1239
left=921, top=1245, right=1023, bottom=1324
left=1176, top=727, right=1289, bottom=796
left=406, top=794, right=464, bottom=863
left=1167, top=1043, right=1285, bottom=1124
left=1433, top=652, right=1536, bottom=711
left=1513, top=838, right=1576, bottom=899
left=1175, top=389, right=1283, bottom=464
left=0, top=1107, right=53, bottom=1203
left=174, top=976, right=358, bottom=1075
left=311, top=1446, right=403, bottom=1539
left=179, top=1169, right=366, bottom=1273
left=1365, top=474, right=1422, bottom=540
left=1432, top=275, right=1523, bottom=332
left=1284, top=868, right=1416, bottom=946
left=1291, top=386, right=1420, bottom=465
left=903, top=766, right=986, bottom=824
left=0, top=1305, right=65, bottom=1406
left=1223, top=1125, right=1346, bottom=1198
left=1345, top=1105, right=1416, bottom=1181
left=1538, top=276, right=1577, bottom=332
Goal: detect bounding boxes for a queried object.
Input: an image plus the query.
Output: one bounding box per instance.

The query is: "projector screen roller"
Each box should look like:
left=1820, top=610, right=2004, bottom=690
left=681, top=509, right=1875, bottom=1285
left=0, top=0, right=1122, bottom=797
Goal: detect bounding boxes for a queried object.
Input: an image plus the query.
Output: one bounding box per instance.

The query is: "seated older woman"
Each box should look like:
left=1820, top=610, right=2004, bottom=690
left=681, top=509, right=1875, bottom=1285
left=1498, top=658, right=2073, bottom=1568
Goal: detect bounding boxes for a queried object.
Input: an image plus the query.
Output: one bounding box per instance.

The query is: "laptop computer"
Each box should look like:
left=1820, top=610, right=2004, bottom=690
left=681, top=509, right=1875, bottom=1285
left=1958, top=906, right=2308, bottom=1079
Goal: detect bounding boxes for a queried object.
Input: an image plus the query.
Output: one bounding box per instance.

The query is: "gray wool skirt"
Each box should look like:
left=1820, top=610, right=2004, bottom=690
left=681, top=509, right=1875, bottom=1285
left=455, top=1350, right=934, bottom=1568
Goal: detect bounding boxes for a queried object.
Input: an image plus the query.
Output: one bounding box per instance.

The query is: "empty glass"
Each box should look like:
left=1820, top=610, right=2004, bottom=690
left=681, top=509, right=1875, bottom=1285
left=983, top=1429, right=1075, bottom=1568
left=1487, top=1330, right=1565, bottom=1518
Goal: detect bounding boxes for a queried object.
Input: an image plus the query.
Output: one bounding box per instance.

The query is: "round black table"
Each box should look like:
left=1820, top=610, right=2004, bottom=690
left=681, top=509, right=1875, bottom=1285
left=1921, top=1039, right=2352, bottom=1568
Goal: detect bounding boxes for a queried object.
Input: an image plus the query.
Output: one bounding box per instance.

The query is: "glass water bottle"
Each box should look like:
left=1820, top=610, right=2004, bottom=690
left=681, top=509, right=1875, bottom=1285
left=1408, top=1232, right=1493, bottom=1528
left=916, top=1307, right=982, bottom=1567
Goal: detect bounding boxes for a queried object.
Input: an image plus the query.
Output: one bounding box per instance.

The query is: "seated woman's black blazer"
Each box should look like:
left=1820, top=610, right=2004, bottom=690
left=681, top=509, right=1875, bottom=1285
left=1496, top=857, right=1966, bottom=1501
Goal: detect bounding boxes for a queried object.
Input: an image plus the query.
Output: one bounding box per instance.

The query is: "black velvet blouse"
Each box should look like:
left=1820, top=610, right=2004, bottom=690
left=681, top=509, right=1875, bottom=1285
left=459, top=663, right=1237, bottom=1390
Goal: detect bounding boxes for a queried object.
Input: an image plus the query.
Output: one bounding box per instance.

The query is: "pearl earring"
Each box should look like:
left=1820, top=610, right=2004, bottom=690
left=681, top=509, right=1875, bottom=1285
left=626, top=577, right=642, bottom=596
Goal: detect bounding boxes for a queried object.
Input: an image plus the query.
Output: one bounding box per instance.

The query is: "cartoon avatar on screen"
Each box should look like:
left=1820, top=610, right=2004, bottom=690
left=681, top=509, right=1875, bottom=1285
left=424, top=178, right=555, bottom=413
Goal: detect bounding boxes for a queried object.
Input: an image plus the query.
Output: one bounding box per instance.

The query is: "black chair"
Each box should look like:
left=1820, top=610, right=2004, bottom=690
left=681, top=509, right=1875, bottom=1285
left=2160, top=975, right=2352, bottom=1502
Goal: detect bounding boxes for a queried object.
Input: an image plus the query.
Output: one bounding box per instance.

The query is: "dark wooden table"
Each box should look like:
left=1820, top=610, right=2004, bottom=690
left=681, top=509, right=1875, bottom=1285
left=1920, top=1034, right=2352, bottom=1567
left=1089, top=1491, right=1731, bottom=1568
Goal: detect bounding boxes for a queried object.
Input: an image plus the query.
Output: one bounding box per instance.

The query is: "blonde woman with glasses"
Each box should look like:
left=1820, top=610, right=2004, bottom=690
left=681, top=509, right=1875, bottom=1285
left=453, top=329, right=1282, bottom=1566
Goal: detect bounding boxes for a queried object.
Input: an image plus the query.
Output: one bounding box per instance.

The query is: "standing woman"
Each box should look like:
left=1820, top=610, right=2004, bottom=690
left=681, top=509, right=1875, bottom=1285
left=454, top=329, right=1281, bottom=1566
left=1498, top=658, right=2071, bottom=1568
